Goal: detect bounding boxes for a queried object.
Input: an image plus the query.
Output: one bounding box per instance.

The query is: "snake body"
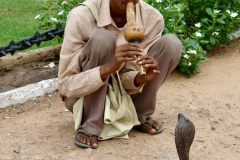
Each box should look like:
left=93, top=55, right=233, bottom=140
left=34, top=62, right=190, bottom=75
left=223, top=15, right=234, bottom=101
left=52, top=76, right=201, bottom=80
left=175, top=113, right=195, bottom=160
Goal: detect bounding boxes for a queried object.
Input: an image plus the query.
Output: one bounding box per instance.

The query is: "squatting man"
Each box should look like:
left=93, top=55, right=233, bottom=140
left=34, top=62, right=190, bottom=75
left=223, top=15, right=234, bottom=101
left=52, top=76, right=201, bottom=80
left=58, top=0, right=182, bottom=149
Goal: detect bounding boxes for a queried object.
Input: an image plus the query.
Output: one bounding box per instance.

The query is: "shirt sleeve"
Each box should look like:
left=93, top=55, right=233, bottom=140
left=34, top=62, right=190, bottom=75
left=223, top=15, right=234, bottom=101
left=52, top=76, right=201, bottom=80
left=58, top=7, right=106, bottom=98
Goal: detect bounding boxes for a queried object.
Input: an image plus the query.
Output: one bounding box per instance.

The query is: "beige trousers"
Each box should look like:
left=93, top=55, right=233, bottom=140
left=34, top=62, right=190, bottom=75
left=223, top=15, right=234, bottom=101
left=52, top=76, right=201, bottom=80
left=64, top=29, right=182, bottom=136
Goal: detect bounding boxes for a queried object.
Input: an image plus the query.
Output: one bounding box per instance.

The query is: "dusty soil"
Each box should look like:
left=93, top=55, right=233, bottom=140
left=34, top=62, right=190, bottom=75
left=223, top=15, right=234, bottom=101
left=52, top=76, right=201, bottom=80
left=0, top=38, right=240, bottom=160
left=0, top=59, right=59, bottom=93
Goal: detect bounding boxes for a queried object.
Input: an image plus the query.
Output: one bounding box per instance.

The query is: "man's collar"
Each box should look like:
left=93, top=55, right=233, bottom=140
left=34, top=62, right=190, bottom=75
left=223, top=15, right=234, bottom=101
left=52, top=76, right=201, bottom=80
left=97, top=0, right=143, bottom=28
left=97, top=0, right=112, bottom=27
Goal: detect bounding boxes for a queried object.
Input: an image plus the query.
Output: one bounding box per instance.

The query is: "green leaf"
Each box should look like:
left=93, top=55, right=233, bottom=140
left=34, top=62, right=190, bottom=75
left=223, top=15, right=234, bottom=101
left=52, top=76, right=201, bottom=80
left=206, top=44, right=212, bottom=51
left=193, top=70, right=197, bottom=75
left=207, top=26, right=214, bottom=31
left=217, top=18, right=225, bottom=24
left=199, top=40, right=209, bottom=44
left=201, top=18, right=211, bottom=24
left=206, top=8, right=213, bottom=17
left=196, top=139, right=205, bottom=142
left=220, top=14, right=227, bottom=20
left=210, top=36, right=216, bottom=45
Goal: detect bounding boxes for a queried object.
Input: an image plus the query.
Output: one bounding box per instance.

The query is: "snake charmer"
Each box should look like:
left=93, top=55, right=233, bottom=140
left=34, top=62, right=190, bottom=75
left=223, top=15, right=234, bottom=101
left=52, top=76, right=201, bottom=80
left=58, top=0, right=182, bottom=149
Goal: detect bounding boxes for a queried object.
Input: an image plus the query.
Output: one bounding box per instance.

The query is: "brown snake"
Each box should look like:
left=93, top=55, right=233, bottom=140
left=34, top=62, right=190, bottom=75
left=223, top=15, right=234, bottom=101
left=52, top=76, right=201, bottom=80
left=175, top=113, right=195, bottom=160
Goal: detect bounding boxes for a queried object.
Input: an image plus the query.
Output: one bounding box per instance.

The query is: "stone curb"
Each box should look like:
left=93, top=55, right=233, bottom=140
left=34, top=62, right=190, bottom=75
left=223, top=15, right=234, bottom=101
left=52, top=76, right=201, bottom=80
left=0, top=45, right=61, bottom=108
left=0, top=78, right=58, bottom=109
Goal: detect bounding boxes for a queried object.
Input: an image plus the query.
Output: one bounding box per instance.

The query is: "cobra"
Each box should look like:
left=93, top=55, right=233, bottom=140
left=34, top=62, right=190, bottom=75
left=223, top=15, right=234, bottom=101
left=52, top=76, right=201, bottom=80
left=175, top=113, right=195, bottom=160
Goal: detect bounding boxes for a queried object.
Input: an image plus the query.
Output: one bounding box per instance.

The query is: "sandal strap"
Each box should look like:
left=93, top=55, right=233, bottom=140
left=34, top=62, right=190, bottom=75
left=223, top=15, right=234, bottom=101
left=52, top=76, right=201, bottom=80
left=145, top=117, right=153, bottom=127
left=76, top=128, right=93, bottom=142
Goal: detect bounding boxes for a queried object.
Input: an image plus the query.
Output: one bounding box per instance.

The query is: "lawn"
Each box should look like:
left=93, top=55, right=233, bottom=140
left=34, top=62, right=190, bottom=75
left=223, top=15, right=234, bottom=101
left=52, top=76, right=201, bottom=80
left=0, top=0, right=59, bottom=51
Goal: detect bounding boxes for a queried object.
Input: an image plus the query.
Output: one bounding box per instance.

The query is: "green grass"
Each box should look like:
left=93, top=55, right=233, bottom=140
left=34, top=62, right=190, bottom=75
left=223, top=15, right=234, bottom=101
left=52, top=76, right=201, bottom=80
left=0, top=0, right=60, bottom=51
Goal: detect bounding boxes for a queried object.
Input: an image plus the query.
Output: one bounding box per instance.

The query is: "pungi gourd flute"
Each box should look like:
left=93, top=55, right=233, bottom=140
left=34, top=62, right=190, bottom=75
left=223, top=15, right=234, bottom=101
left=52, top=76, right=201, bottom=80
left=124, top=2, right=146, bottom=75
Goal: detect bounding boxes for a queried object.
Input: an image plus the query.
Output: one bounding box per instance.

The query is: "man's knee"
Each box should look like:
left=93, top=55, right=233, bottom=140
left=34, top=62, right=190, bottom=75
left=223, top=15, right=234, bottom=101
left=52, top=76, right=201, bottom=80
left=161, top=34, right=182, bottom=53
left=90, top=29, right=116, bottom=61
left=91, top=29, right=116, bottom=49
left=64, top=97, right=79, bottom=113
left=158, top=34, right=182, bottom=61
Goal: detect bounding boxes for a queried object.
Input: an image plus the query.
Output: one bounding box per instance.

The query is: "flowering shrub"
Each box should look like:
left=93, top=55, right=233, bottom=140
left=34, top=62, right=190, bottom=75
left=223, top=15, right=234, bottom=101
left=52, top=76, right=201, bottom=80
left=35, top=0, right=83, bottom=30
left=36, top=0, right=240, bottom=76
left=145, top=0, right=240, bottom=75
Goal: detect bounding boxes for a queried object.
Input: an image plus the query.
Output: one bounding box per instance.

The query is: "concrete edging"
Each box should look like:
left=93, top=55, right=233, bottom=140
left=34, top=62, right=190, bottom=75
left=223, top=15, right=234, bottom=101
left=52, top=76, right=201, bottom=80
left=0, top=78, right=58, bottom=109
left=0, top=45, right=61, bottom=108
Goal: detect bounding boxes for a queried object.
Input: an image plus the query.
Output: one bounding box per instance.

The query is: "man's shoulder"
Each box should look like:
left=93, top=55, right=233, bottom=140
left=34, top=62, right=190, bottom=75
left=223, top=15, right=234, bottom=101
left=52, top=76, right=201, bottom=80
left=69, top=0, right=101, bottom=18
left=69, top=3, right=99, bottom=24
left=140, top=1, right=163, bottom=22
left=140, top=1, right=162, bottom=16
left=69, top=5, right=91, bottom=17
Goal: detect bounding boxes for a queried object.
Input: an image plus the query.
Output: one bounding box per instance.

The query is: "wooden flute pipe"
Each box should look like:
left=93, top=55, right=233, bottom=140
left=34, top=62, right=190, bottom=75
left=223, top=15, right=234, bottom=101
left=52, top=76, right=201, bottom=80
left=124, top=2, right=146, bottom=75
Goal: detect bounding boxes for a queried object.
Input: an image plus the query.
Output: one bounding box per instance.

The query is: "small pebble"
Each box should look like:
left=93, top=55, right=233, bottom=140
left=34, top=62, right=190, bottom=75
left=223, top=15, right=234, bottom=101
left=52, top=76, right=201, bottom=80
left=65, top=108, right=69, bottom=112
left=4, top=116, right=12, bottom=119
left=67, top=146, right=74, bottom=150
left=232, top=121, right=240, bottom=127
left=211, top=126, right=216, bottom=130
left=13, top=148, right=20, bottom=154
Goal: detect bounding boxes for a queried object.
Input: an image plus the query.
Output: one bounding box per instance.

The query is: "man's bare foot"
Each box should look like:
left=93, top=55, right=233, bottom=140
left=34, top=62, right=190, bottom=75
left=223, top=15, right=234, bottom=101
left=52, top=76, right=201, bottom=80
left=77, top=133, right=98, bottom=149
left=134, top=117, right=163, bottom=135
left=139, top=119, right=160, bottom=134
left=75, top=129, right=98, bottom=149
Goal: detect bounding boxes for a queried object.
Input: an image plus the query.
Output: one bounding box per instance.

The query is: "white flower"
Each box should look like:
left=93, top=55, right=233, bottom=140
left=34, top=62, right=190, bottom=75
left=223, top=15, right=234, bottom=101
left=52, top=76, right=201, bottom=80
left=35, top=15, right=41, bottom=19
left=61, top=1, right=68, bottom=5
left=195, top=31, right=202, bottom=37
left=188, top=62, right=192, bottom=66
left=50, top=17, right=58, bottom=22
left=230, top=12, right=238, bottom=18
left=212, top=32, right=219, bottom=35
left=183, top=54, right=190, bottom=59
left=155, top=0, right=163, bottom=2
left=226, top=9, right=231, bottom=14
left=44, top=62, right=55, bottom=68
left=194, top=22, right=201, bottom=28
left=58, top=10, right=64, bottom=15
left=213, top=10, right=221, bottom=14
left=187, top=50, right=197, bottom=55
left=49, top=62, right=55, bottom=68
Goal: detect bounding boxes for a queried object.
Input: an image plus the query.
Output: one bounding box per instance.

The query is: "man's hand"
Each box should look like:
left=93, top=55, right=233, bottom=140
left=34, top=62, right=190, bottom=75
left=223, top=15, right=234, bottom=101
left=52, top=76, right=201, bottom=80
left=100, top=43, right=143, bottom=80
left=134, top=55, right=160, bottom=86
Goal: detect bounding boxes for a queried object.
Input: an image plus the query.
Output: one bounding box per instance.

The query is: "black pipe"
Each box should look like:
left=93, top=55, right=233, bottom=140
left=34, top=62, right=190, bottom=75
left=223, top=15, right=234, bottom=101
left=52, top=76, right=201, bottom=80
left=0, top=23, right=64, bottom=57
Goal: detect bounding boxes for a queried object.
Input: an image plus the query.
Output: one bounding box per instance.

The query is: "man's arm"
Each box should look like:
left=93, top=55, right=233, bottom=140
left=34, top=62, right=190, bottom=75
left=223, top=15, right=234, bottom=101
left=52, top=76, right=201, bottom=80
left=58, top=6, right=106, bottom=98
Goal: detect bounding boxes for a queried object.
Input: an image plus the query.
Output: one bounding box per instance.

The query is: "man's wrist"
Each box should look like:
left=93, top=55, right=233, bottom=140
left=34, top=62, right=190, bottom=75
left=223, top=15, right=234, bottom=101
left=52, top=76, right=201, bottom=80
left=100, top=64, right=111, bottom=81
left=100, top=62, right=119, bottom=81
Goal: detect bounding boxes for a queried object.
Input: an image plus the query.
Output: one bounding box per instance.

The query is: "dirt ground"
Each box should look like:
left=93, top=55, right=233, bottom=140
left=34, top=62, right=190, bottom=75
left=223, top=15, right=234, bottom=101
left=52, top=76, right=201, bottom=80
left=0, top=38, right=240, bottom=160
left=0, top=59, right=59, bottom=93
